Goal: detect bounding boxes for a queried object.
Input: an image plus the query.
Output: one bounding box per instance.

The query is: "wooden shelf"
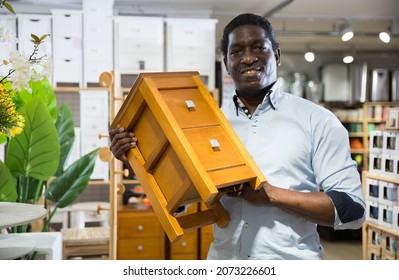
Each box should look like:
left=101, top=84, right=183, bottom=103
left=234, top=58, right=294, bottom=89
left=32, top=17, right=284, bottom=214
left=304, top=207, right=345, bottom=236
left=361, top=170, right=399, bottom=260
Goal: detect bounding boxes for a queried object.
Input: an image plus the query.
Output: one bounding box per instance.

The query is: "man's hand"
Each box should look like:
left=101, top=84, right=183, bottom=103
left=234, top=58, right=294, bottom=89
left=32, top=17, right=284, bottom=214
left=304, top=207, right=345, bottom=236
left=109, top=127, right=137, bottom=163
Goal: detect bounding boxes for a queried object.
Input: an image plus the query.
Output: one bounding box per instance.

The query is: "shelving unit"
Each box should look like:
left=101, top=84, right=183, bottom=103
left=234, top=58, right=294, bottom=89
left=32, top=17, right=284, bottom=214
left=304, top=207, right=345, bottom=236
left=324, top=102, right=399, bottom=171
left=361, top=171, right=399, bottom=260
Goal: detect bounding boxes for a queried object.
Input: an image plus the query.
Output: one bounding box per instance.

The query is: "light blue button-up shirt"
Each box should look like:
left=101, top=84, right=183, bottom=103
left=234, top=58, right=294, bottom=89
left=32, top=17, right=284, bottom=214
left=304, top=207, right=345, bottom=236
left=207, top=80, right=365, bottom=260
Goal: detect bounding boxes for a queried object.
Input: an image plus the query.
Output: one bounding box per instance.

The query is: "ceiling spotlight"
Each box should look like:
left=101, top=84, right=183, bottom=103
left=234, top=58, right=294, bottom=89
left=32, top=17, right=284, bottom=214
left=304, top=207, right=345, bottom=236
left=379, top=30, right=391, bottom=43
left=340, top=20, right=354, bottom=42
left=343, top=55, right=354, bottom=64
left=304, top=51, right=315, bottom=62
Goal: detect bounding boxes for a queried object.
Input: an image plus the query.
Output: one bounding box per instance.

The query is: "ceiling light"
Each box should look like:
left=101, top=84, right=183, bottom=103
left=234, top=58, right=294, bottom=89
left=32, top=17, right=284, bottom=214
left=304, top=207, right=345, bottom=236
left=379, top=31, right=391, bottom=43
left=343, top=55, right=354, bottom=64
left=304, top=51, right=315, bottom=62
left=340, top=20, right=354, bottom=42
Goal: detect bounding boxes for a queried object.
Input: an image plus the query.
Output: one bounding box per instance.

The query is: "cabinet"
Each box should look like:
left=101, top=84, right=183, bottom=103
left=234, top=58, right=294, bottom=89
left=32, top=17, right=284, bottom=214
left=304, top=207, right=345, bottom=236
left=113, top=16, right=164, bottom=75
left=82, top=0, right=114, bottom=87
left=17, top=14, right=52, bottom=58
left=51, top=9, right=83, bottom=87
left=165, top=18, right=218, bottom=90
left=117, top=207, right=165, bottom=260
left=80, top=90, right=109, bottom=180
left=362, top=171, right=399, bottom=260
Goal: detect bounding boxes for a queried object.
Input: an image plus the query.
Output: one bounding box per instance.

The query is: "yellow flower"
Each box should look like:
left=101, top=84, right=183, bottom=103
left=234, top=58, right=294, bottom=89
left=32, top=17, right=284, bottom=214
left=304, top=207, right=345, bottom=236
left=0, top=82, right=25, bottom=138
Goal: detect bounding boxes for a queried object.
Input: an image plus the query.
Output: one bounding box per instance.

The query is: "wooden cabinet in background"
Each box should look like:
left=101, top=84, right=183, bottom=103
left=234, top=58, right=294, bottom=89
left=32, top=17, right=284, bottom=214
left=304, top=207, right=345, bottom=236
left=117, top=207, right=165, bottom=260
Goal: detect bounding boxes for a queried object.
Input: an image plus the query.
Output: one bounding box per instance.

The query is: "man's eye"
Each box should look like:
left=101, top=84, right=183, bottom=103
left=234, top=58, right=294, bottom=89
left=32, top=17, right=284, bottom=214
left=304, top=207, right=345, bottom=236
left=231, top=49, right=241, bottom=55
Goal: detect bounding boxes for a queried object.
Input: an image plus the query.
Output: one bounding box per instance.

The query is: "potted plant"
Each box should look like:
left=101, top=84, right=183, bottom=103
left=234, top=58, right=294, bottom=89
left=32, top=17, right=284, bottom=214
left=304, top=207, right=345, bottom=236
left=0, top=1, right=100, bottom=233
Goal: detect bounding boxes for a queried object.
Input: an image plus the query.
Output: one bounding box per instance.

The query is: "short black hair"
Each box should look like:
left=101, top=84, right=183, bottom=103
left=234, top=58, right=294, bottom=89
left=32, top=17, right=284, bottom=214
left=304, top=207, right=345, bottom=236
left=220, top=13, right=279, bottom=57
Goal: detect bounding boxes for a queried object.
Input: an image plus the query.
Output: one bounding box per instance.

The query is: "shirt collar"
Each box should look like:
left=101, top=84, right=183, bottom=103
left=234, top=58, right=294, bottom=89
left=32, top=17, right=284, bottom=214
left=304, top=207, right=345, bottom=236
left=233, top=79, right=284, bottom=117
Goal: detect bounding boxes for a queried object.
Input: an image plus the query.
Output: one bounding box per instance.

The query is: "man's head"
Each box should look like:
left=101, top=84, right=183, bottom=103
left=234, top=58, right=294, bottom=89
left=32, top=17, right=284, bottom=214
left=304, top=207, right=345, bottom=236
left=221, top=13, right=281, bottom=97
left=221, top=13, right=279, bottom=58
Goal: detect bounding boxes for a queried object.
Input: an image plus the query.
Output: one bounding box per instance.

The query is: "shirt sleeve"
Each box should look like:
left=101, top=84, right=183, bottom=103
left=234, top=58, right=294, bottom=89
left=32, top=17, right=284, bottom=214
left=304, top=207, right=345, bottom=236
left=326, top=190, right=365, bottom=230
left=311, top=110, right=366, bottom=230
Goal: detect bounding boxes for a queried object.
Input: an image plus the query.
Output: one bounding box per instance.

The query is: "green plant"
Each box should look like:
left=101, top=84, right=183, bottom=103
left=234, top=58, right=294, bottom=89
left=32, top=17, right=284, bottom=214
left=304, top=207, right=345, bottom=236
left=0, top=77, right=99, bottom=233
left=0, top=1, right=100, bottom=234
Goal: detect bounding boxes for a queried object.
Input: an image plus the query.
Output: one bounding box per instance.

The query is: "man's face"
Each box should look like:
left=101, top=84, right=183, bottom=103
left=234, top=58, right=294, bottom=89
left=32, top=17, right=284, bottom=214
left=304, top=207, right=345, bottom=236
left=224, top=24, right=281, bottom=96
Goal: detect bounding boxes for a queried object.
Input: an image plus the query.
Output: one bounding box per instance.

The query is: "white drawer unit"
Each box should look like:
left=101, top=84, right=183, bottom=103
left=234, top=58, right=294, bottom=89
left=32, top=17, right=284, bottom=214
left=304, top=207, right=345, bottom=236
left=0, top=15, right=17, bottom=78
left=51, top=9, right=82, bottom=38
left=17, top=14, right=52, bottom=58
left=82, top=0, right=114, bottom=16
left=114, top=16, right=164, bottom=74
left=165, top=18, right=218, bottom=90
left=80, top=90, right=109, bottom=181
left=52, top=9, right=83, bottom=87
left=82, top=0, right=114, bottom=87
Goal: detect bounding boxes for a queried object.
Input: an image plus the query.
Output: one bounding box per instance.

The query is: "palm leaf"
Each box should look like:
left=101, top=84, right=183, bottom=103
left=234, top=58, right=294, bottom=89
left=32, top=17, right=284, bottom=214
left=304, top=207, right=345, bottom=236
left=45, top=148, right=98, bottom=208
left=55, top=104, right=75, bottom=176
left=0, top=160, right=17, bottom=202
left=6, top=96, right=60, bottom=180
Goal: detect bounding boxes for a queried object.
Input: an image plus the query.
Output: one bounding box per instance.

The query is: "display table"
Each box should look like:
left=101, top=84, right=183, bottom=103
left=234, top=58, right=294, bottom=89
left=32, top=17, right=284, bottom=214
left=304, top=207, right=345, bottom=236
left=0, top=202, right=47, bottom=229
left=0, top=202, right=47, bottom=260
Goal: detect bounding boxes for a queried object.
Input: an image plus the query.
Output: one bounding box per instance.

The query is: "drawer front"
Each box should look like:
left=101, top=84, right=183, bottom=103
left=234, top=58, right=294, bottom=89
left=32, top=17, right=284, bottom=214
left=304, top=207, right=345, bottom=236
left=167, top=55, right=211, bottom=72
left=117, top=40, right=162, bottom=54
left=183, top=125, right=246, bottom=172
left=84, top=41, right=113, bottom=62
left=169, top=25, right=211, bottom=49
left=118, top=24, right=163, bottom=42
left=84, top=18, right=113, bottom=39
left=118, top=215, right=162, bottom=238
left=80, top=117, right=108, bottom=135
left=53, top=59, right=82, bottom=83
left=80, top=94, right=108, bottom=117
left=159, top=87, right=220, bottom=128
left=84, top=61, right=113, bottom=82
left=117, top=53, right=164, bottom=73
left=117, top=238, right=164, bottom=260
left=53, top=37, right=82, bottom=59
left=83, top=0, right=113, bottom=16
left=170, top=230, right=197, bottom=254
left=52, top=12, right=82, bottom=37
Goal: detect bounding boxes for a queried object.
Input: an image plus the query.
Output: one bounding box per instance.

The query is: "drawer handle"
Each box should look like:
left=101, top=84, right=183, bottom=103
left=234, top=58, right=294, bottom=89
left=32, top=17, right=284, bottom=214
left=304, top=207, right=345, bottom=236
left=181, top=241, right=187, bottom=247
left=137, top=245, right=143, bottom=251
left=185, top=100, right=196, bottom=111
left=137, top=224, right=144, bottom=231
left=210, top=139, right=220, bottom=151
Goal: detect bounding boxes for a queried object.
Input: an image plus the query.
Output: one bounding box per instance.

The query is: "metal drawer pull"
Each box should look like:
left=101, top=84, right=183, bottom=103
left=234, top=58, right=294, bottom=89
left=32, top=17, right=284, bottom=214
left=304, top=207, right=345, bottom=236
left=210, top=139, right=220, bottom=151
left=181, top=241, right=187, bottom=247
left=185, top=100, right=196, bottom=111
left=137, top=224, right=144, bottom=231
left=137, top=245, right=143, bottom=251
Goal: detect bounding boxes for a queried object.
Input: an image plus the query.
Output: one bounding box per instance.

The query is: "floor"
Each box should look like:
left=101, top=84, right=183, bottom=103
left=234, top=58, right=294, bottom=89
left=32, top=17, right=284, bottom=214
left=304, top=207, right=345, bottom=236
left=321, top=238, right=362, bottom=260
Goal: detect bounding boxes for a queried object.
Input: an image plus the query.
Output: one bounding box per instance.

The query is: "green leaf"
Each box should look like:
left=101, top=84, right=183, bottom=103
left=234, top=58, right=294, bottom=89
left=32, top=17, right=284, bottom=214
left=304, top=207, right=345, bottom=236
left=6, top=97, right=60, bottom=180
left=16, top=78, right=57, bottom=122
left=0, top=160, right=17, bottom=202
left=45, top=148, right=99, bottom=208
left=0, top=134, right=7, bottom=144
left=31, top=34, right=40, bottom=43
left=3, top=2, right=15, bottom=14
left=55, top=104, right=75, bottom=176
left=29, top=77, right=57, bottom=122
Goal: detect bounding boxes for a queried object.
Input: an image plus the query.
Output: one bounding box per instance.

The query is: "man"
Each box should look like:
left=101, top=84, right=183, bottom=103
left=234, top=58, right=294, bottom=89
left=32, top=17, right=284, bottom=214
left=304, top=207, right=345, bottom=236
left=109, top=13, right=365, bottom=260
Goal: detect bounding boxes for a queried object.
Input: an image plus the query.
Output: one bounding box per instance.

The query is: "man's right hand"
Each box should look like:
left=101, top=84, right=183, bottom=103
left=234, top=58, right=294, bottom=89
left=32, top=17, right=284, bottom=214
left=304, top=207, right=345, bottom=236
left=109, top=127, right=137, bottom=163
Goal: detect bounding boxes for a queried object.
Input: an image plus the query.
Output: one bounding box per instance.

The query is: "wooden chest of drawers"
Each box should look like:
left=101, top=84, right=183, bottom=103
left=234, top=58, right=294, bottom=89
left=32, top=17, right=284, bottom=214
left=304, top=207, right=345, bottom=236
left=111, top=72, right=266, bottom=242
left=117, top=208, right=165, bottom=260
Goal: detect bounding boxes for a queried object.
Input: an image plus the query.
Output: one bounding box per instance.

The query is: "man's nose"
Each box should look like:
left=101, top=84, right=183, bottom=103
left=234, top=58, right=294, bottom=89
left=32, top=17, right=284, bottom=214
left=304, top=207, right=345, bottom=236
left=241, top=49, right=258, bottom=64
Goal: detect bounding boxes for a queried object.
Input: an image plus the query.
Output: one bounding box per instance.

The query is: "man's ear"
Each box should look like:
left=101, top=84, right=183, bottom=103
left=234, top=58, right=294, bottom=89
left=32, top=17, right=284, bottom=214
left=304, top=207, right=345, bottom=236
left=223, top=57, right=230, bottom=74
left=275, top=48, right=282, bottom=66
